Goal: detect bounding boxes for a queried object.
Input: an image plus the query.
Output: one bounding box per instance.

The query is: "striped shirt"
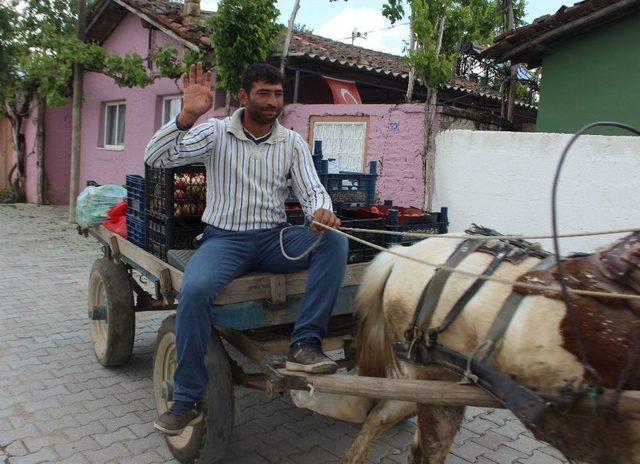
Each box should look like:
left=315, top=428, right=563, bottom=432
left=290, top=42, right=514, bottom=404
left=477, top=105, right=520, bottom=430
left=144, top=108, right=332, bottom=231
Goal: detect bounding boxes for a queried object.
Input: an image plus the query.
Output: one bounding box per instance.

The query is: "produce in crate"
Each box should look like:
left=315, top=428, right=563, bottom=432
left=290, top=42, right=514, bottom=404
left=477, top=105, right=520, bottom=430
left=173, top=172, right=207, bottom=217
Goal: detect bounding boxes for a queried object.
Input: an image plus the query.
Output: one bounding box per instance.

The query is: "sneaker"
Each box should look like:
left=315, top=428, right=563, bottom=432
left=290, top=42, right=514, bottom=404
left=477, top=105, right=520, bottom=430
left=286, top=338, right=338, bottom=374
left=154, top=401, right=203, bottom=436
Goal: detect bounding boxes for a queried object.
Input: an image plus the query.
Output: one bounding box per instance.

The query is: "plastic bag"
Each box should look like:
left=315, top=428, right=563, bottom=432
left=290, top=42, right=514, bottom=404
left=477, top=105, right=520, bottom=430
left=103, top=201, right=128, bottom=238
left=75, top=184, right=127, bottom=229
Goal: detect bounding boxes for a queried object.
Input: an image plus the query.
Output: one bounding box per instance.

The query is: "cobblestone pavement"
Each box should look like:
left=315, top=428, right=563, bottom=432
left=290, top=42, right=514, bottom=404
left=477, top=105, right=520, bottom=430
left=0, top=204, right=570, bottom=464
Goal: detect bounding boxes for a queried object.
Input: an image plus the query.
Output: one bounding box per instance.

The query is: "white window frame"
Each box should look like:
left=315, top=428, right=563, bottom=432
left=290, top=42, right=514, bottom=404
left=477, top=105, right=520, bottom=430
left=103, top=101, right=126, bottom=149
left=310, top=117, right=369, bottom=173
left=162, top=96, right=183, bottom=125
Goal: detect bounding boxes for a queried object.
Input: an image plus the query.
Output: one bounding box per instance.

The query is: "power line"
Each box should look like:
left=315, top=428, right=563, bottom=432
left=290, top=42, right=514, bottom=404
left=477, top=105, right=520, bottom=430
left=338, top=21, right=410, bottom=41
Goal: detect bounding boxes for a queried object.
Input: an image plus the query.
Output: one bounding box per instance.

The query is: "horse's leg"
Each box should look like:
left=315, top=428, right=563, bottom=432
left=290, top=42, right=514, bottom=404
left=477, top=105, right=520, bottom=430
left=341, top=400, right=416, bottom=464
left=408, top=405, right=464, bottom=464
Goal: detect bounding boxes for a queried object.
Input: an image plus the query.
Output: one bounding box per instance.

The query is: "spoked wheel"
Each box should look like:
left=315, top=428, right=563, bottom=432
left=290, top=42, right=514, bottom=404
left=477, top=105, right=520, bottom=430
left=153, top=315, right=234, bottom=464
left=88, top=257, right=135, bottom=366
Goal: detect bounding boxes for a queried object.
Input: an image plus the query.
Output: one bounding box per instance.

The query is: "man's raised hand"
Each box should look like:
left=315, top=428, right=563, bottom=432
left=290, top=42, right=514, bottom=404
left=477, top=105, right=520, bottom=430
left=178, top=62, right=213, bottom=129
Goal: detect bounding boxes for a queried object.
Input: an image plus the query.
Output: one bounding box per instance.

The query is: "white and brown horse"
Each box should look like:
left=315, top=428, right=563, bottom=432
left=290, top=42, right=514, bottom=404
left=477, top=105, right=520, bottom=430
left=292, top=232, right=640, bottom=463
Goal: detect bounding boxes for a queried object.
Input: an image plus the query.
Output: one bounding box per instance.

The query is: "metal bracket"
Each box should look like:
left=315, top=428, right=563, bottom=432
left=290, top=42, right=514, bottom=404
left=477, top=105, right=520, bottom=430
left=108, top=236, right=121, bottom=261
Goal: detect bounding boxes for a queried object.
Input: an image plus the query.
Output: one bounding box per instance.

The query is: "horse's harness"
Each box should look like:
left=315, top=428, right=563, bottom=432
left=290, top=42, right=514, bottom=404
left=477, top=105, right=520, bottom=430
left=393, top=225, right=559, bottom=428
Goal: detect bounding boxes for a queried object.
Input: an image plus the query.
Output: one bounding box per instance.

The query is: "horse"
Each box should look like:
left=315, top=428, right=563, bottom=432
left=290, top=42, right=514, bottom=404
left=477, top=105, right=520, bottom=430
left=291, top=231, right=640, bottom=463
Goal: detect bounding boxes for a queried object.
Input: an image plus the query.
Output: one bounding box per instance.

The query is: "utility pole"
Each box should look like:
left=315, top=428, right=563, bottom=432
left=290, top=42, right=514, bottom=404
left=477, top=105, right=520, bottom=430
left=503, top=0, right=517, bottom=123
left=69, top=0, right=86, bottom=223
left=281, top=0, right=301, bottom=75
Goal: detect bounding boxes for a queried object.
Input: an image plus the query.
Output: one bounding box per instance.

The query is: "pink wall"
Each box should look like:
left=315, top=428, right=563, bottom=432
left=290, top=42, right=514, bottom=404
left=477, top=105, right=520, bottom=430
left=281, top=104, right=427, bottom=207
left=79, top=13, right=216, bottom=188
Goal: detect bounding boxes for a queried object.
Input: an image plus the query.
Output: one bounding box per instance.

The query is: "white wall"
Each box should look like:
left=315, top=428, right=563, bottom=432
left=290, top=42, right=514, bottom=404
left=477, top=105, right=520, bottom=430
left=433, top=130, right=639, bottom=253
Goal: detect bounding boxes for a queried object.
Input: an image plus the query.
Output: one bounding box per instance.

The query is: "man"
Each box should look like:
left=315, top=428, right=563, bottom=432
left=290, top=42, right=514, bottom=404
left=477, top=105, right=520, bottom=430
left=145, top=62, right=348, bottom=435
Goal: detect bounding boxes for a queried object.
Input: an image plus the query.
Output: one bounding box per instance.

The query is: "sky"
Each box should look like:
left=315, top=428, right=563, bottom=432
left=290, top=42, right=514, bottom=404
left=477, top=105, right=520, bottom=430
left=199, top=0, right=569, bottom=55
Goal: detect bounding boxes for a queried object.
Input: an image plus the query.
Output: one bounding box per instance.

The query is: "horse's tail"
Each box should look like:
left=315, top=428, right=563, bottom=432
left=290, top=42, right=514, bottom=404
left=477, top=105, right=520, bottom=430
left=355, top=251, right=399, bottom=379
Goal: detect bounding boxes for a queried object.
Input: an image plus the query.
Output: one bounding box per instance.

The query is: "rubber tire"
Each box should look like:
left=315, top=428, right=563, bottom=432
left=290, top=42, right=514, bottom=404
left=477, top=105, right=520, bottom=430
left=88, top=257, right=135, bottom=367
left=153, top=315, right=234, bottom=464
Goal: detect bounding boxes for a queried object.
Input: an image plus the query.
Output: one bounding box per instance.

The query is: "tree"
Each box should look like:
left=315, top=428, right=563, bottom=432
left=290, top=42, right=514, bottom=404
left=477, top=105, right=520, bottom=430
left=208, top=0, right=280, bottom=115
left=0, top=0, right=202, bottom=204
left=382, top=0, right=525, bottom=209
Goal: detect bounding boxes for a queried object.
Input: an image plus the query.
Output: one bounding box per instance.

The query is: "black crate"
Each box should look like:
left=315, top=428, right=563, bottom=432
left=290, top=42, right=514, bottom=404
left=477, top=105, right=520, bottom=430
left=339, top=217, right=386, bottom=252
left=146, top=214, right=206, bottom=262
left=347, top=248, right=379, bottom=265
left=385, top=222, right=446, bottom=246
left=385, top=207, right=449, bottom=247
left=126, top=212, right=146, bottom=249
left=321, top=171, right=377, bottom=206
left=125, top=174, right=145, bottom=219
left=286, top=208, right=306, bottom=225
left=145, top=164, right=207, bottom=220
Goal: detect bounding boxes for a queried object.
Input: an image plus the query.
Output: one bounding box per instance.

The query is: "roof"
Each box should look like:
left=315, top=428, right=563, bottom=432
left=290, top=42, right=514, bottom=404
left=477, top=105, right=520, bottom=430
left=87, top=0, right=535, bottom=109
left=482, top=0, right=640, bottom=66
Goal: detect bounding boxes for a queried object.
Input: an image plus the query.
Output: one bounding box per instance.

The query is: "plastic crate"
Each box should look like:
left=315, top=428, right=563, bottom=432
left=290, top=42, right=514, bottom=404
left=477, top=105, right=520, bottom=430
left=346, top=248, right=379, bottom=265
left=357, top=205, right=438, bottom=225
left=385, top=207, right=449, bottom=247
left=126, top=212, right=146, bottom=249
left=338, top=217, right=386, bottom=252
left=145, top=164, right=207, bottom=220
left=125, top=174, right=145, bottom=219
left=146, top=213, right=206, bottom=262
left=286, top=207, right=306, bottom=225
left=321, top=162, right=377, bottom=207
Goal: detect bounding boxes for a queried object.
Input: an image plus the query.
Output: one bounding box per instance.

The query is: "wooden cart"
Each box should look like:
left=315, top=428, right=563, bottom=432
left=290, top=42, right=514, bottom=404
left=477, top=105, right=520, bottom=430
left=87, top=226, right=640, bottom=463
left=87, top=225, right=366, bottom=463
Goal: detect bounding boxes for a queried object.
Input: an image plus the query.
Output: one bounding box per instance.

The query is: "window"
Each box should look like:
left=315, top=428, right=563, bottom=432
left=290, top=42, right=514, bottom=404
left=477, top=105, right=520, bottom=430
left=162, top=96, right=183, bottom=125
left=311, top=116, right=368, bottom=172
left=104, top=102, right=126, bottom=148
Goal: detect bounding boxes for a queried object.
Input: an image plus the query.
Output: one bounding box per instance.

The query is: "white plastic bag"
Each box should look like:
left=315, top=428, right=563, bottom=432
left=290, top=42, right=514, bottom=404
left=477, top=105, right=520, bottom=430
left=75, top=184, right=127, bottom=229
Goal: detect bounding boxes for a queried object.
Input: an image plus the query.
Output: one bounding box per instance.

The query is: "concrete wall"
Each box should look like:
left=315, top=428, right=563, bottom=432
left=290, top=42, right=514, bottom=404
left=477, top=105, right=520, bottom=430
left=433, top=130, right=640, bottom=253
left=536, top=13, right=640, bottom=135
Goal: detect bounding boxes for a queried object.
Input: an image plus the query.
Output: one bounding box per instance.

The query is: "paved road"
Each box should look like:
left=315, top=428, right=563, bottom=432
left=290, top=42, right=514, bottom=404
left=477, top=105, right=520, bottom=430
left=0, top=204, right=569, bottom=464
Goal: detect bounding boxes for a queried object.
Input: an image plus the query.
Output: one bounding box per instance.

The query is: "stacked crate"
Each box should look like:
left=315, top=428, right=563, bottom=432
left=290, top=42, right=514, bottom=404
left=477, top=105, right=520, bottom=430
left=145, top=165, right=207, bottom=261
left=125, top=175, right=146, bottom=248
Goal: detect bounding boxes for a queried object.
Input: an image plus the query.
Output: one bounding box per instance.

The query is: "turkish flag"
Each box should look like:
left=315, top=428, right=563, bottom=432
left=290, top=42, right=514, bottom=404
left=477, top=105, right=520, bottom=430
left=323, top=76, right=362, bottom=104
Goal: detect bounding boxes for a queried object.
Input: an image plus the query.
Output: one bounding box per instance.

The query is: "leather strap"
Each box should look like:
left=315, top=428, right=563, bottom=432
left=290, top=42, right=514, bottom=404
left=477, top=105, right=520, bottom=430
left=480, top=255, right=557, bottom=363
left=427, top=244, right=510, bottom=344
left=407, top=239, right=483, bottom=341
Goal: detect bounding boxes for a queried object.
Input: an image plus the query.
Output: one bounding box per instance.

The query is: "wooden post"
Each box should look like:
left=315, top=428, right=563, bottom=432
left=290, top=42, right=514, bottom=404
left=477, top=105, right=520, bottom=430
left=69, top=0, right=86, bottom=223
left=36, top=94, right=46, bottom=205
left=503, top=0, right=517, bottom=123
left=281, top=371, right=640, bottom=419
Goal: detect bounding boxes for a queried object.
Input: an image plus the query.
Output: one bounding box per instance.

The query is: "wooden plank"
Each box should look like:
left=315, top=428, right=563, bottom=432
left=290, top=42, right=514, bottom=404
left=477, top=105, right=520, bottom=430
left=91, top=226, right=367, bottom=306
left=280, top=371, right=640, bottom=418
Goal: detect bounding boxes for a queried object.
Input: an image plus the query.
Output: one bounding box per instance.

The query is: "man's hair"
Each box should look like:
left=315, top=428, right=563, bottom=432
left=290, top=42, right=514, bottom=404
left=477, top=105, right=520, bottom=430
left=241, top=62, right=283, bottom=92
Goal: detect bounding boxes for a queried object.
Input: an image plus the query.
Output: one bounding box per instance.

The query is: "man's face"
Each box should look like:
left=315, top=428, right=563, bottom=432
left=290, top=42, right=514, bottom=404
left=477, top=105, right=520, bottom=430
left=240, top=80, right=284, bottom=124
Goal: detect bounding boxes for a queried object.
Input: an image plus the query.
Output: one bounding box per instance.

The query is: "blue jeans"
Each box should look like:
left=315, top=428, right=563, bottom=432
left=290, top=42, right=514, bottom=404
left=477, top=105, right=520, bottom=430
left=172, top=223, right=349, bottom=404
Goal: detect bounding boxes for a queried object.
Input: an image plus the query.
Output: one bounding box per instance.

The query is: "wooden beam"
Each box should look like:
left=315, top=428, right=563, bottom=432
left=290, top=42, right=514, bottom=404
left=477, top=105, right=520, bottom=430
left=91, top=226, right=366, bottom=305
left=110, top=0, right=200, bottom=51
left=280, top=371, right=640, bottom=419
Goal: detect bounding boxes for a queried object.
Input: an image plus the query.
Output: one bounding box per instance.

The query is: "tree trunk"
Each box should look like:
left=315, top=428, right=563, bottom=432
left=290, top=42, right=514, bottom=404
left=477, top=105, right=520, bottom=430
left=280, top=0, right=301, bottom=76
left=3, top=100, right=28, bottom=202
left=405, top=10, right=416, bottom=103
left=36, top=94, right=46, bottom=205
left=421, top=15, right=445, bottom=211
left=69, top=0, right=86, bottom=222
left=224, top=90, right=231, bottom=116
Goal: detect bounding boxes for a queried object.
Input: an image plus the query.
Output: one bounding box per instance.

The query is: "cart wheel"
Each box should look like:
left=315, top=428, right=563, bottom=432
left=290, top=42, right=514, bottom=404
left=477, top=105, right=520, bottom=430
left=153, top=315, right=234, bottom=464
left=88, top=257, right=135, bottom=367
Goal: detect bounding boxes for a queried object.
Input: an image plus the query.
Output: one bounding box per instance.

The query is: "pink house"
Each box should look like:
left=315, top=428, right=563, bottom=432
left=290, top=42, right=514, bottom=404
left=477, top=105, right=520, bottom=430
left=15, top=0, right=536, bottom=206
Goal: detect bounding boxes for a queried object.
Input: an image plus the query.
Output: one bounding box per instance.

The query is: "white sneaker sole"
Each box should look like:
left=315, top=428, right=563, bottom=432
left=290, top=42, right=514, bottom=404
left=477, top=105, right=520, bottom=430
left=153, top=413, right=203, bottom=436
left=285, top=360, right=337, bottom=374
